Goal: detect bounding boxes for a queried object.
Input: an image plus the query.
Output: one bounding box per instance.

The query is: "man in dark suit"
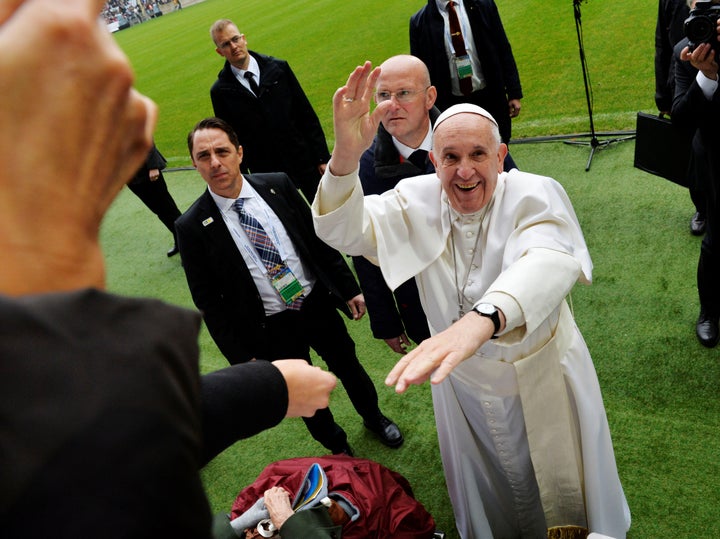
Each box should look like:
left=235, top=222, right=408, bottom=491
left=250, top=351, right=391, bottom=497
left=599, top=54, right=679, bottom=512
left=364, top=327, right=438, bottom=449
left=176, top=117, right=403, bottom=454
left=209, top=19, right=330, bottom=201
left=354, top=55, right=433, bottom=355
left=655, top=0, right=706, bottom=235
left=127, top=141, right=183, bottom=256
left=656, top=0, right=691, bottom=115
left=410, top=0, right=522, bottom=169
left=672, top=16, right=720, bottom=348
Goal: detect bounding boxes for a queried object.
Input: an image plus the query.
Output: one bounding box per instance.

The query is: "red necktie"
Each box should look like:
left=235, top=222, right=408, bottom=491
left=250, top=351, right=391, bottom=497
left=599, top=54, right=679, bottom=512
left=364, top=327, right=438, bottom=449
left=447, top=1, right=473, bottom=96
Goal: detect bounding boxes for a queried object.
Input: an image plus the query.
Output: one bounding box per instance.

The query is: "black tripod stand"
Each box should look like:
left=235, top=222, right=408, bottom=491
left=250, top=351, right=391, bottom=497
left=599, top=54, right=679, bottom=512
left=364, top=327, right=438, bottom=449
left=565, top=0, right=633, bottom=171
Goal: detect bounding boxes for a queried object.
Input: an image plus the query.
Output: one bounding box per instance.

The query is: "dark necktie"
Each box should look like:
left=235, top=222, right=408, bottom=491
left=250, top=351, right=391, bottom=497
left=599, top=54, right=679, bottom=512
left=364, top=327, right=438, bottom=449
left=233, top=198, right=303, bottom=310
left=408, top=149, right=429, bottom=170
left=244, top=71, right=260, bottom=97
left=447, top=1, right=473, bottom=96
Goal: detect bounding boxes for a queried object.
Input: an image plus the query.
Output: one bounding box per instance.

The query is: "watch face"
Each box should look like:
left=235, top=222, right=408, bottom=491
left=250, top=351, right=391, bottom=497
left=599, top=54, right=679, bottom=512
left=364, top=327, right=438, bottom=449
left=477, top=303, right=495, bottom=315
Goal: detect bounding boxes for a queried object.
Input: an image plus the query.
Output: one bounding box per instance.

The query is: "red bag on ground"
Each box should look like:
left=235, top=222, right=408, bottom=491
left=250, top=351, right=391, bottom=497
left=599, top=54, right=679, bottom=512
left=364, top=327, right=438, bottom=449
left=230, top=455, right=436, bottom=539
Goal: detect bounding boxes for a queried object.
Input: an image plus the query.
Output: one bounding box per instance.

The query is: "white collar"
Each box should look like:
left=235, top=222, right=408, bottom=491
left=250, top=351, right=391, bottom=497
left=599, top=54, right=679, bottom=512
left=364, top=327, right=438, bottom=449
left=392, top=126, right=433, bottom=160
left=230, top=55, right=260, bottom=82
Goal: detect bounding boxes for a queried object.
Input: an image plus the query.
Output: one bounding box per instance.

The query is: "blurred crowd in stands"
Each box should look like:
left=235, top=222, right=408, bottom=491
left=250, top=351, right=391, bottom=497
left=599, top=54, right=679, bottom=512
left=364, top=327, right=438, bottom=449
left=102, top=0, right=181, bottom=30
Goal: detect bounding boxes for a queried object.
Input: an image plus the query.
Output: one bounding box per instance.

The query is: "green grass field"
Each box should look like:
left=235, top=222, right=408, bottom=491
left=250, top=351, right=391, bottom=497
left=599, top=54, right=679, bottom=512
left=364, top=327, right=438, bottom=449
left=105, top=1, right=720, bottom=537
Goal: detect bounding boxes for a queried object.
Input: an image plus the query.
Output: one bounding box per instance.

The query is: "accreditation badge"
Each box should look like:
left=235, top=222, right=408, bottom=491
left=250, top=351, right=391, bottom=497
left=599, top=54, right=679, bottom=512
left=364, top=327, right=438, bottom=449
left=269, top=265, right=305, bottom=305
left=454, top=54, right=473, bottom=81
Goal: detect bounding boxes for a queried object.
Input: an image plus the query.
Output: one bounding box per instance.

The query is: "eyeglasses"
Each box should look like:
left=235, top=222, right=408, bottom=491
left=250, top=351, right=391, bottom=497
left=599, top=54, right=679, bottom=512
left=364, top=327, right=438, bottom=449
left=218, top=34, right=244, bottom=50
left=375, top=86, right=430, bottom=103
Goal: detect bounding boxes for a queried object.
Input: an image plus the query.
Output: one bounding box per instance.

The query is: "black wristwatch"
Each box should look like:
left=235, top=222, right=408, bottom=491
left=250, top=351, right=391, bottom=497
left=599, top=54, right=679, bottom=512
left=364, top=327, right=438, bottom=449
left=472, top=303, right=501, bottom=337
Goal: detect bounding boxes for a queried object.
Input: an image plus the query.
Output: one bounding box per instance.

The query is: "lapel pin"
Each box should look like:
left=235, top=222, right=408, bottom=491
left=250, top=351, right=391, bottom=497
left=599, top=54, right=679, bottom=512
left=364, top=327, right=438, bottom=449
left=202, top=217, right=214, bottom=227
left=270, top=188, right=276, bottom=195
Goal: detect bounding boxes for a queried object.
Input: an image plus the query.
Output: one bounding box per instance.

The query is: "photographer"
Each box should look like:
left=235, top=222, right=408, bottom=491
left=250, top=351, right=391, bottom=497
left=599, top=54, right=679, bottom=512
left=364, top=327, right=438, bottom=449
left=672, top=0, right=720, bottom=347
left=655, top=0, right=707, bottom=235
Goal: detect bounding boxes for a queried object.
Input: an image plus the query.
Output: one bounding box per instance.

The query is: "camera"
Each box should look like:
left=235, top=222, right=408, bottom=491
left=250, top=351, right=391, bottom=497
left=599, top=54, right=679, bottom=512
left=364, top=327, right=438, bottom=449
left=684, top=0, right=720, bottom=51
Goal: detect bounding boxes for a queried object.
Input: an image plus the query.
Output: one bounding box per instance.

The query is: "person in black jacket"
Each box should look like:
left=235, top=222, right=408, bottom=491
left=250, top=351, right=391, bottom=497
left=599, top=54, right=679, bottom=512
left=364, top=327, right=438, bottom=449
left=209, top=19, right=330, bottom=201
left=656, top=0, right=690, bottom=115
left=1, top=292, right=338, bottom=539
left=656, top=0, right=706, bottom=235
left=672, top=9, right=720, bottom=347
left=354, top=55, right=434, bottom=354
left=127, top=141, right=183, bottom=256
left=176, top=117, right=404, bottom=454
left=410, top=0, right=522, bottom=170
left=0, top=2, right=338, bottom=537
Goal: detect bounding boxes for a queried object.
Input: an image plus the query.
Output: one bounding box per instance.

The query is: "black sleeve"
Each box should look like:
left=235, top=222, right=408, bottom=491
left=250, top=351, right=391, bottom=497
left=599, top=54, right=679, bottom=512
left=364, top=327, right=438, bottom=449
left=285, top=62, right=331, bottom=165
left=200, top=361, right=288, bottom=466
left=486, top=0, right=522, bottom=100
left=145, top=143, right=167, bottom=170
left=672, top=41, right=710, bottom=130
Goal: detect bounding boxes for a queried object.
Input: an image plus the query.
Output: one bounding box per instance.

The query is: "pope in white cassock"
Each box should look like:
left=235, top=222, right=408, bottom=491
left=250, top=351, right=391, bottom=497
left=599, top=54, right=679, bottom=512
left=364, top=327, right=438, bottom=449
left=311, top=62, right=631, bottom=539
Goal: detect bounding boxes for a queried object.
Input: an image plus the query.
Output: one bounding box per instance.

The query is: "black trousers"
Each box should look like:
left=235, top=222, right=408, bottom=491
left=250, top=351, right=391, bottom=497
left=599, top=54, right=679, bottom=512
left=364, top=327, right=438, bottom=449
left=698, top=167, right=719, bottom=317
left=264, top=286, right=382, bottom=452
left=127, top=172, right=182, bottom=244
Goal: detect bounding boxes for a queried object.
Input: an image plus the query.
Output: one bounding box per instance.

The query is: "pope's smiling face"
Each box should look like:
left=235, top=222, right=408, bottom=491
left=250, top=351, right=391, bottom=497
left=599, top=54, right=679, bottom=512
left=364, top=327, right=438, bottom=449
left=430, top=113, right=507, bottom=214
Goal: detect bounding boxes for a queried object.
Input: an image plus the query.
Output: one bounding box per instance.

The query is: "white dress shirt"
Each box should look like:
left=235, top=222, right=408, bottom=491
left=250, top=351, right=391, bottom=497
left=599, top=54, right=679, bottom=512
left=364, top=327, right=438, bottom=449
left=392, top=127, right=433, bottom=160
left=230, top=55, right=261, bottom=95
left=697, top=69, right=719, bottom=100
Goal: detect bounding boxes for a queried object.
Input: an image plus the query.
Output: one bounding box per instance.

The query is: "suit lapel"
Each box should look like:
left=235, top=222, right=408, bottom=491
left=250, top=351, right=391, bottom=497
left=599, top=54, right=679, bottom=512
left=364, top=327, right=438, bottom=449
left=194, top=190, right=255, bottom=277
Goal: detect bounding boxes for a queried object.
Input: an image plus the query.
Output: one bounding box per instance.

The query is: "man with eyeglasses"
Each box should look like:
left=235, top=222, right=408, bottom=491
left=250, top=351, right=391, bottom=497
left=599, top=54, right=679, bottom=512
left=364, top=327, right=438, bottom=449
left=352, top=55, right=435, bottom=356
left=410, top=0, right=522, bottom=170
left=209, top=19, right=330, bottom=201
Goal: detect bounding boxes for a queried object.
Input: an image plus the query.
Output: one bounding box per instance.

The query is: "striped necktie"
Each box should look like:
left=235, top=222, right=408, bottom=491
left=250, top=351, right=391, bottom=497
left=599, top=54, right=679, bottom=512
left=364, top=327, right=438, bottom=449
left=233, top=198, right=304, bottom=310
left=233, top=198, right=282, bottom=271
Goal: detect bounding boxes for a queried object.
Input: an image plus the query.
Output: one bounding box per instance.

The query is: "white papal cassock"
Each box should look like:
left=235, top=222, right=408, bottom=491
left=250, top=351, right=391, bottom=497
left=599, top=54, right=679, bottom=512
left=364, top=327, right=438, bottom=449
left=312, top=167, right=631, bottom=539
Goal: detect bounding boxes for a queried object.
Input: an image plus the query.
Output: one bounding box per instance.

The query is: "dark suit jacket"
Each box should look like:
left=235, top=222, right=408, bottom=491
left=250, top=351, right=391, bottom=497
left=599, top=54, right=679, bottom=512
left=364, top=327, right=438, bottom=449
left=210, top=52, right=330, bottom=181
left=655, top=0, right=690, bottom=112
left=673, top=38, right=720, bottom=256
left=175, top=172, right=361, bottom=365
left=410, top=0, right=522, bottom=142
left=130, top=142, right=167, bottom=185
left=0, top=289, right=289, bottom=538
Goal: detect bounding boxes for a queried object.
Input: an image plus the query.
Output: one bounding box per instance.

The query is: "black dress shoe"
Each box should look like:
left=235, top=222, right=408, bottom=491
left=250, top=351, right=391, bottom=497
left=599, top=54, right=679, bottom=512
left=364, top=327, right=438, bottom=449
left=690, top=212, right=706, bottom=236
left=167, top=245, right=179, bottom=257
left=364, top=415, right=404, bottom=448
left=696, top=313, right=719, bottom=348
left=332, top=443, right=354, bottom=457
